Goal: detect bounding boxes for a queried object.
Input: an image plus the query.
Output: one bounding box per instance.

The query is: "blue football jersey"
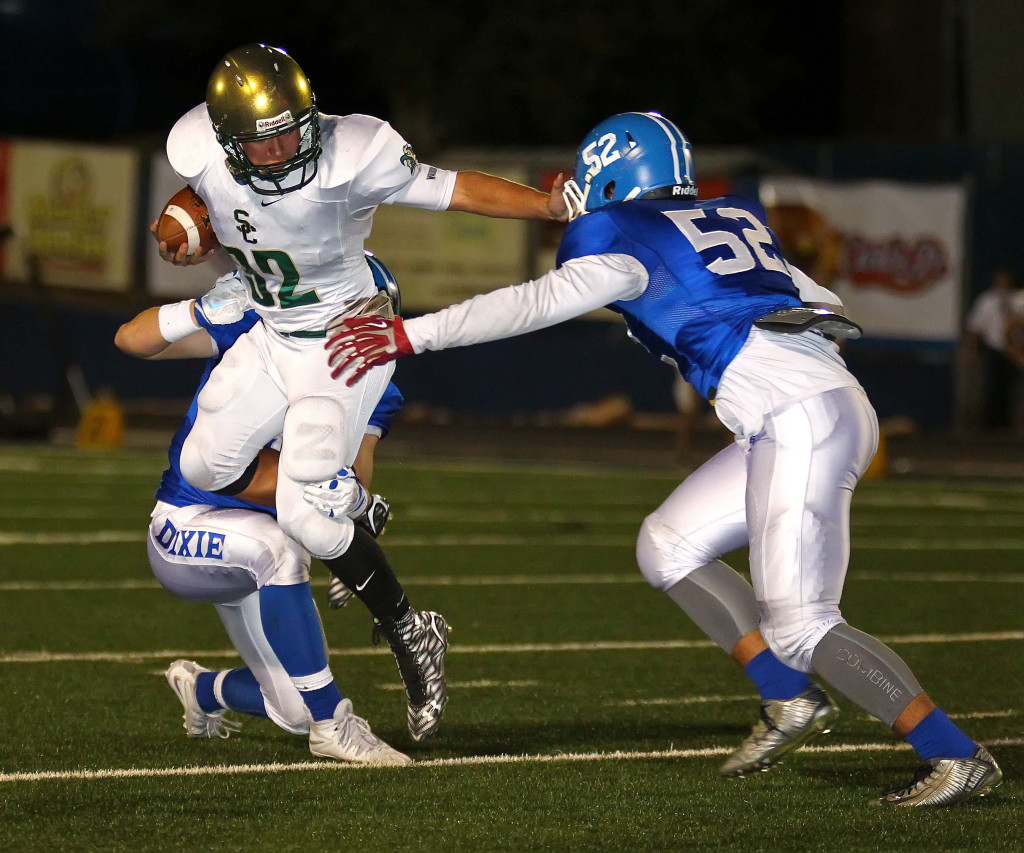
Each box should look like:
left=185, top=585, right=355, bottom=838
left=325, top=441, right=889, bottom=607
left=155, top=310, right=403, bottom=513
left=556, top=195, right=801, bottom=399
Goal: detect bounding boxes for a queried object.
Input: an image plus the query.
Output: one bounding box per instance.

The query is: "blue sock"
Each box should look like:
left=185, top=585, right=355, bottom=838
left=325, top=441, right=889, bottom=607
left=744, top=648, right=812, bottom=701
left=906, top=708, right=977, bottom=761
left=195, top=668, right=268, bottom=717
left=195, top=671, right=222, bottom=714
left=259, top=582, right=343, bottom=721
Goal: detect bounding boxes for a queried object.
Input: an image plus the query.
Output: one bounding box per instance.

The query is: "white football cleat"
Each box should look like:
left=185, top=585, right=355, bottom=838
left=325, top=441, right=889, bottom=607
left=308, top=699, right=412, bottom=766
left=165, top=659, right=241, bottom=739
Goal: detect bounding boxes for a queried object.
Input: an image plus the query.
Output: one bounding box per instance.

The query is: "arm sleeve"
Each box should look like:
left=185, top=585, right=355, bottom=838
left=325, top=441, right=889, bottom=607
left=403, top=254, right=648, bottom=353
left=382, top=164, right=457, bottom=210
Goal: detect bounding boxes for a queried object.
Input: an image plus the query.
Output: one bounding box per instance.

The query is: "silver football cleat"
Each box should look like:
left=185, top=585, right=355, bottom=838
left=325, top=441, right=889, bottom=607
left=373, top=610, right=449, bottom=742
left=308, top=698, right=412, bottom=766
left=879, top=745, right=1002, bottom=807
left=720, top=684, right=839, bottom=777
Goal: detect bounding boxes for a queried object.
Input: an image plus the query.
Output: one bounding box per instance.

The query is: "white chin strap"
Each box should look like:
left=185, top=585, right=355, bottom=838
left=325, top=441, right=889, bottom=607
left=562, top=178, right=644, bottom=220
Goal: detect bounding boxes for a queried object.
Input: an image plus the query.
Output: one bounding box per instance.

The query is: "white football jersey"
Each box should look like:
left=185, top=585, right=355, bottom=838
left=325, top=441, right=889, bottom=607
left=166, top=104, right=456, bottom=334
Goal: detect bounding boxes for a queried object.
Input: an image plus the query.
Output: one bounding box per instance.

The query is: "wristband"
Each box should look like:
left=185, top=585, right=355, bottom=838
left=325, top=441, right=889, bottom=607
left=157, top=300, right=200, bottom=343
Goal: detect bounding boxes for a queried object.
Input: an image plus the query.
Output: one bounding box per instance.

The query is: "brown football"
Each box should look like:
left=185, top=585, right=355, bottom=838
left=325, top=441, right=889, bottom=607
left=157, top=186, right=218, bottom=255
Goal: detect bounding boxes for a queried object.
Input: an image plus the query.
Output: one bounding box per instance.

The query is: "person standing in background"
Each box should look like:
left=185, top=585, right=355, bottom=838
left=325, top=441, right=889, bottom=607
left=965, top=267, right=1019, bottom=430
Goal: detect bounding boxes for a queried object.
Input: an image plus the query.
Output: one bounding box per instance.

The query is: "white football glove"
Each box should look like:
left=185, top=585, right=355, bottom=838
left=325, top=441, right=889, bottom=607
left=303, top=467, right=370, bottom=520
left=197, top=272, right=249, bottom=325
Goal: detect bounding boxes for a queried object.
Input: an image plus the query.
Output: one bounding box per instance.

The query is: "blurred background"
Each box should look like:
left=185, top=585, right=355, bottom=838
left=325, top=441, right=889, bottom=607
left=3, top=0, right=1024, bottom=469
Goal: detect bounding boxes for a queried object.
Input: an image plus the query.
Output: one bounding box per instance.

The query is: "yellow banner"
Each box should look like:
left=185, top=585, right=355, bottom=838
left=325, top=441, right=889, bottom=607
left=3, top=140, right=139, bottom=291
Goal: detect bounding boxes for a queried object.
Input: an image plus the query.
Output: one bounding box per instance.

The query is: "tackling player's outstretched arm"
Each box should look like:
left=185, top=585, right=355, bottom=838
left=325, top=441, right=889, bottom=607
left=114, top=303, right=216, bottom=360
left=325, top=253, right=647, bottom=384
left=115, top=273, right=249, bottom=360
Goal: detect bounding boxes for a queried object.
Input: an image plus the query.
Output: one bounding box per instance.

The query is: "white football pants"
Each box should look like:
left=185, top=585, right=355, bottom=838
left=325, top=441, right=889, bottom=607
left=638, top=386, right=879, bottom=672
left=178, top=322, right=394, bottom=559
left=148, top=501, right=316, bottom=734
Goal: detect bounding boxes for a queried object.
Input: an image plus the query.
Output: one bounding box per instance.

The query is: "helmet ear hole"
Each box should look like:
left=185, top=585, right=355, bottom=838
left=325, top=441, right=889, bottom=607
left=603, top=180, right=616, bottom=200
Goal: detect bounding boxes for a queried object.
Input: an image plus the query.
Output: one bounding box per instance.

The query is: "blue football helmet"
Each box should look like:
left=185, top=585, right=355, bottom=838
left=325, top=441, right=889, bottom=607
left=365, top=251, right=402, bottom=315
left=562, top=112, right=697, bottom=219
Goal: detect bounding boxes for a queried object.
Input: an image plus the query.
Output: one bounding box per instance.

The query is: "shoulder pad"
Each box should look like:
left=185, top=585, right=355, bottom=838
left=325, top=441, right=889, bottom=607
left=166, top=103, right=219, bottom=183
left=315, top=114, right=394, bottom=189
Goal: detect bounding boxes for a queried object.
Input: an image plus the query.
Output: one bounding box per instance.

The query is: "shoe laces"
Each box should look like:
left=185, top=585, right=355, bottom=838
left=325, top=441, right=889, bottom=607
left=334, top=710, right=383, bottom=751
left=204, top=713, right=242, bottom=739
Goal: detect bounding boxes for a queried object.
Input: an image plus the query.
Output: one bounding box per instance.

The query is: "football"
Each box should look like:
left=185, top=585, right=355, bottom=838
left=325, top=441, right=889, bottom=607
left=156, top=186, right=218, bottom=255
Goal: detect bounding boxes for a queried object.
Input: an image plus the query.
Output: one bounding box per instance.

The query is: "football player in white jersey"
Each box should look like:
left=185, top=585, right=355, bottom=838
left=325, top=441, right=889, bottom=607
left=322, top=112, right=1002, bottom=807
left=156, top=43, right=567, bottom=737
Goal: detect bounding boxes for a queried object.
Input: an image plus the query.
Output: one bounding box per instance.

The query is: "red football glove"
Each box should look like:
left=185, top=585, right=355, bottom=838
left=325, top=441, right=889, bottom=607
left=325, top=315, right=413, bottom=385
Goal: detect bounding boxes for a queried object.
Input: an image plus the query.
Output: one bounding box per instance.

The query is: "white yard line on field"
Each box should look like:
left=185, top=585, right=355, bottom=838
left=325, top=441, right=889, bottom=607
left=2, top=630, right=1022, bottom=664
left=4, top=569, right=1024, bottom=593
left=1, top=737, right=1021, bottom=784
left=377, top=679, right=540, bottom=691
left=8, top=529, right=1024, bottom=551
left=616, top=694, right=755, bottom=707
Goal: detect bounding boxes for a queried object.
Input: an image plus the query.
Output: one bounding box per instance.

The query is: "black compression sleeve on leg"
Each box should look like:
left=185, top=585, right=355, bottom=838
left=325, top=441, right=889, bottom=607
left=211, top=456, right=260, bottom=497
left=321, top=525, right=410, bottom=622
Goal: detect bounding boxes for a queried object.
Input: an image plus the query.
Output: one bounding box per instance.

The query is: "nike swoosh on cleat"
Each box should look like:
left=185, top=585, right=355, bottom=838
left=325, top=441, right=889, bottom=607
left=356, top=571, right=375, bottom=591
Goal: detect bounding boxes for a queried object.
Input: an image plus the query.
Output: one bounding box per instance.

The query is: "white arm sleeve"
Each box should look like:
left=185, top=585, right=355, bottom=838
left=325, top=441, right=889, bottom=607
left=788, top=263, right=844, bottom=309
left=404, top=254, right=648, bottom=354
left=383, top=164, right=457, bottom=210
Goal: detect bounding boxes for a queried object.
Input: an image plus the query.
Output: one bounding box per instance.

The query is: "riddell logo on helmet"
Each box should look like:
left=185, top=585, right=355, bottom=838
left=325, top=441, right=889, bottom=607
left=255, top=110, right=294, bottom=133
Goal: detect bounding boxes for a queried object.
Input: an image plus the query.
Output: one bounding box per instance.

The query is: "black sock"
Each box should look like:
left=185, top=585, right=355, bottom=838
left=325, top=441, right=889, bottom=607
left=321, top=526, right=409, bottom=622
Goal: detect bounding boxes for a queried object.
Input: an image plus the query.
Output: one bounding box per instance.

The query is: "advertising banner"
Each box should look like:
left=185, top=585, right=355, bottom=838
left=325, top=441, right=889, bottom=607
left=759, top=178, right=966, bottom=341
left=369, top=165, right=530, bottom=312
left=1, top=140, right=139, bottom=292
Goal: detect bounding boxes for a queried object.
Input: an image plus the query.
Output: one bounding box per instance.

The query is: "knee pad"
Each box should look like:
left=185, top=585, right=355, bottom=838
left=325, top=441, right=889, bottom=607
left=760, top=611, right=845, bottom=674
left=179, top=427, right=252, bottom=493
left=636, top=512, right=718, bottom=591
left=281, top=396, right=348, bottom=484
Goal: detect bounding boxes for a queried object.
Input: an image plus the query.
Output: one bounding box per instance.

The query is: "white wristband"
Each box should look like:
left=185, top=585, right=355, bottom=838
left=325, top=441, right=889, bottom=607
left=157, top=300, right=200, bottom=343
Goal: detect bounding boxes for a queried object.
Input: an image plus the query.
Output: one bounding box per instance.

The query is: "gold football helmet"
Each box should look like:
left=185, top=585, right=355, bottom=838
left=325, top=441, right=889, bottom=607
left=206, top=44, right=321, bottom=195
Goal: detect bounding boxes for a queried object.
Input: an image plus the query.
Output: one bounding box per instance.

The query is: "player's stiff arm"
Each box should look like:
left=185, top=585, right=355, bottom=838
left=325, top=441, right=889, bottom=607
left=324, top=111, right=1002, bottom=807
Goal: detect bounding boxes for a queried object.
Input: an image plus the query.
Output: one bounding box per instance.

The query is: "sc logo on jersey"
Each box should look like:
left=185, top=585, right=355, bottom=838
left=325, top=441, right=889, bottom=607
left=234, top=209, right=258, bottom=244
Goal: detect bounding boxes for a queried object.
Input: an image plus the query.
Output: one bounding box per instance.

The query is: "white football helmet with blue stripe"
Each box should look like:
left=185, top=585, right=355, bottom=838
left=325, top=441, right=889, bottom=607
left=562, top=111, right=697, bottom=219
